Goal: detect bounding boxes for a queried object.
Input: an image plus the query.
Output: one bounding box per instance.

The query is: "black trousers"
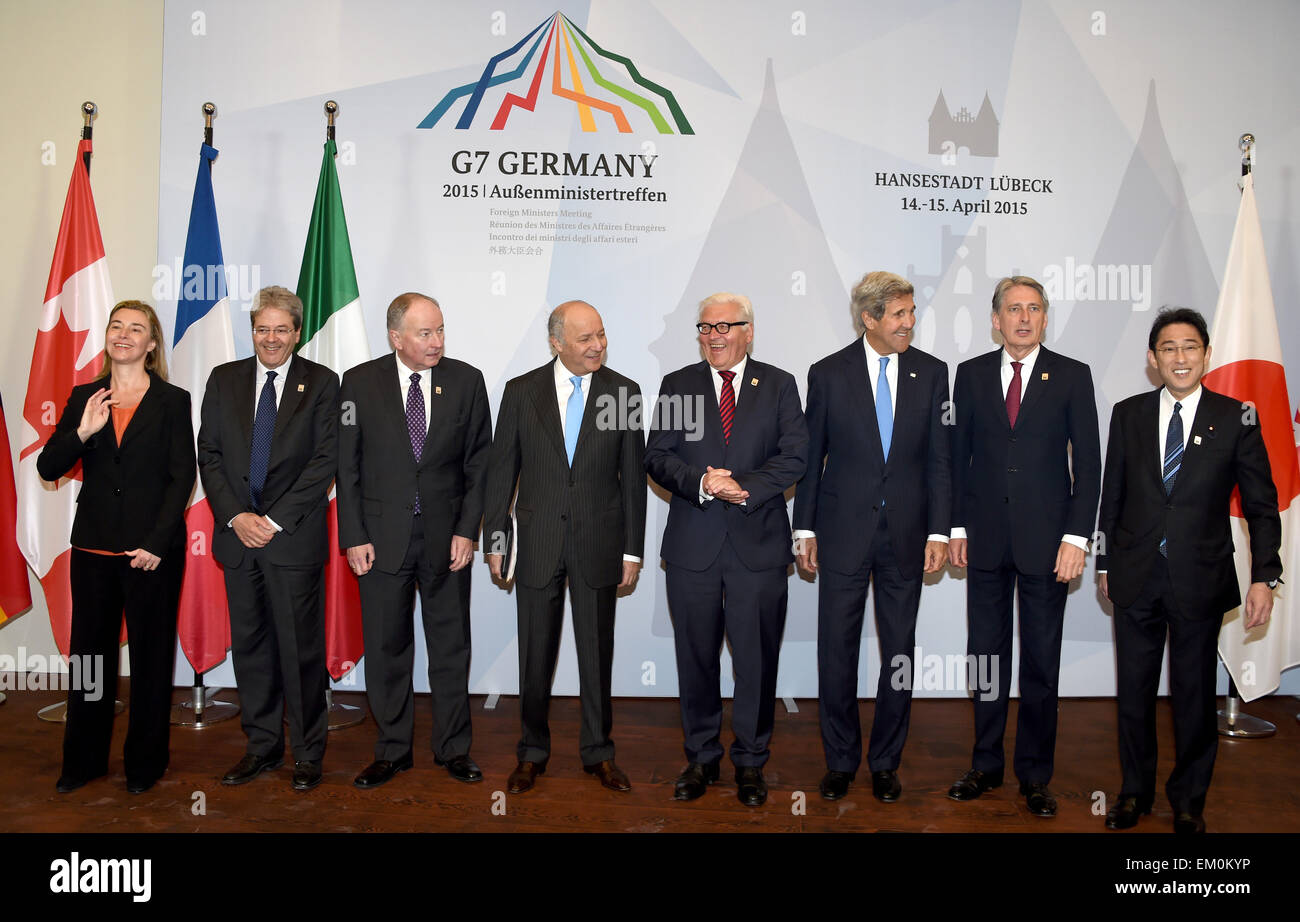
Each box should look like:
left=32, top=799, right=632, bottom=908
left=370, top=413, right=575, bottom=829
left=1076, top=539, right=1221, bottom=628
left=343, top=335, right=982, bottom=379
left=818, top=515, right=922, bottom=774
left=63, top=547, right=182, bottom=785
left=515, top=527, right=616, bottom=765
left=967, top=552, right=1067, bottom=784
left=667, top=538, right=788, bottom=769
left=358, top=517, right=472, bottom=763
left=225, top=550, right=328, bottom=763
left=1114, top=558, right=1220, bottom=814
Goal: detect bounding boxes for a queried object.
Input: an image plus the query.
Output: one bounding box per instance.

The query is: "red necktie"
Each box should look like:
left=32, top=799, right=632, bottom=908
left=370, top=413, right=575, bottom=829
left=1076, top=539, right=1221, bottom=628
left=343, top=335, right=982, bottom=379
left=1006, top=361, right=1023, bottom=428
left=719, top=370, right=736, bottom=443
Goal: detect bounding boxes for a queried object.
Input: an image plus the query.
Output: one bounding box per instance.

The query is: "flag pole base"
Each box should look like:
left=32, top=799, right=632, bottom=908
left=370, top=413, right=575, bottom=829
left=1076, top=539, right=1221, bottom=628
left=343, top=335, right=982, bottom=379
left=1216, top=693, right=1276, bottom=738
left=172, top=684, right=240, bottom=729
left=38, top=700, right=124, bottom=723
left=0, top=692, right=5, bottom=704
left=326, top=688, right=364, bottom=731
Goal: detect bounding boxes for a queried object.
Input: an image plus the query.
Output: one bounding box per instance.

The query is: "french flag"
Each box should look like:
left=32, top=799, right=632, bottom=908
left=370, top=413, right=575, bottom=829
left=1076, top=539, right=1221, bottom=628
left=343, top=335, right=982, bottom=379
left=171, top=143, right=235, bottom=675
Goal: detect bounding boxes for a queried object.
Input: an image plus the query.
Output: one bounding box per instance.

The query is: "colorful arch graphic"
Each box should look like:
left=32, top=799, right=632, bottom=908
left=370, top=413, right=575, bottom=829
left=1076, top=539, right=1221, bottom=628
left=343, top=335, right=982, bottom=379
left=418, top=11, right=694, bottom=134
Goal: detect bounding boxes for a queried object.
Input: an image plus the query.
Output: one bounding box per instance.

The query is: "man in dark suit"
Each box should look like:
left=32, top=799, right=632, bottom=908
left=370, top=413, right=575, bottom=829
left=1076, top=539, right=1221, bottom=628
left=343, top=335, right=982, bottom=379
left=1098, top=308, right=1279, bottom=834
left=645, top=292, right=808, bottom=807
left=338, top=292, right=492, bottom=788
left=484, top=300, right=646, bottom=794
left=793, top=271, right=951, bottom=803
left=947, top=276, right=1101, bottom=816
left=198, top=286, right=338, bottom=792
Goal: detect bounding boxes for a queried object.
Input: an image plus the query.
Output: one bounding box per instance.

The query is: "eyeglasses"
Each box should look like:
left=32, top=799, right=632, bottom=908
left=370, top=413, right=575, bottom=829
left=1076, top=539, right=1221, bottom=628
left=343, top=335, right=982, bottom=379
left=696, top=321, right=749, bottom=335
left=1155, top=344, right=1204, bottom=357
left=253, top=326, right=294, bottom=337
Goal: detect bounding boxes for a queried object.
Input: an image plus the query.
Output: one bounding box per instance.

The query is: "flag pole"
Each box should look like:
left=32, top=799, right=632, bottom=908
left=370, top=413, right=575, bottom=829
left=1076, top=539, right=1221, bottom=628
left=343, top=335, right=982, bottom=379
left=1215, top=131, right=1278, bottom=739
left=170, top=101, right=240, bottom=730
left=318, top=98, right=366, bottom=732
left=36, top=103, right=125, bottom=723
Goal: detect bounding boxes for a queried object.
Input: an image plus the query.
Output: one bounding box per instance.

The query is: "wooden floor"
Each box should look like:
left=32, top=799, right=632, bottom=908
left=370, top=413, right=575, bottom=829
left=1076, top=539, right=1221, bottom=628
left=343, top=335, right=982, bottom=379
left=2, top=684, right=1298, bottom=834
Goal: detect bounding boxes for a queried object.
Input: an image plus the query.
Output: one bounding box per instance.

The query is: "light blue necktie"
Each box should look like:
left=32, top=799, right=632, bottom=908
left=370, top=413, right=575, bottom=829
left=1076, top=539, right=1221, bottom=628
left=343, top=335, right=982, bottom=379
left=876, top=356, right=893, bottom=460
left=565, top=375, right=583, bottom=465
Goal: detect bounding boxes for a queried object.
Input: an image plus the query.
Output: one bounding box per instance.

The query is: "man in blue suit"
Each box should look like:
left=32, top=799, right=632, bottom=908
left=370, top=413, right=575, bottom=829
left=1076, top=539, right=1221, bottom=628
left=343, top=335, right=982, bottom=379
left=645, top=292, right=808, bottom=807
left=793, top=271, right=951, bottom=803
left=947, top=276, right=1101, bottom=817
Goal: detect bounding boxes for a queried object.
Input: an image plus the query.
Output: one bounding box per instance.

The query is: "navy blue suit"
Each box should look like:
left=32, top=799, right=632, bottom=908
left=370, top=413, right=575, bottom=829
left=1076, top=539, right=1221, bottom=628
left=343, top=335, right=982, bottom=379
left=951, top=346, right=1100, bottom=784
left=645, top=358, right=807, bottom=768
left=793, top=340, right=951, bottom=773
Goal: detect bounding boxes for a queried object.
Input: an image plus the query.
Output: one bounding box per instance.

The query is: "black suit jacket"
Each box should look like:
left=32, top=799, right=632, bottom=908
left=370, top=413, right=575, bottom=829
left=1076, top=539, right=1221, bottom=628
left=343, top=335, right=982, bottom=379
left=483, top=360, right=646, bottom=590
left=337, top=353, right=492, bottom=575
left=37, top=373, right=195, bottom=557
left=793, top=341, right=951, bottom=579
left=645, top=358, right=808, bottom=572
left=196, top=355, right=339, bottom=568
left=1097, top=386, right=1281, bottom=616
left=951, top=346, right=1101, bottom=573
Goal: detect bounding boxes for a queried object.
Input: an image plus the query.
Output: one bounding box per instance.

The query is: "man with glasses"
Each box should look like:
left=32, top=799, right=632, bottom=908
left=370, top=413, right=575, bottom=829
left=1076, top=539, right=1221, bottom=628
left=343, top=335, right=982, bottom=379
left=199, top=286, right=339, bottom=791
left=1097, top=308, right=1279, bottom=834
left=645, top=292, right=808, bottom=806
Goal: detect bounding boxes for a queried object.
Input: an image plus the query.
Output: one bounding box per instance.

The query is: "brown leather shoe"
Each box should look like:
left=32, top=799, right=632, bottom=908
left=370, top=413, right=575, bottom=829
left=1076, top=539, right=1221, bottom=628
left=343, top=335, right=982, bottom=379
left=583, top=759, right=631, bottom=792
left=507, top=760, right=546, bottom=794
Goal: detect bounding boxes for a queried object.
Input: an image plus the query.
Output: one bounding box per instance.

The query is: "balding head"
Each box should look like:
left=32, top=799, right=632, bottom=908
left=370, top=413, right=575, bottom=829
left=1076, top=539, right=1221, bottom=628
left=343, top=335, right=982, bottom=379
left=549, top=300, right=607, bottom=375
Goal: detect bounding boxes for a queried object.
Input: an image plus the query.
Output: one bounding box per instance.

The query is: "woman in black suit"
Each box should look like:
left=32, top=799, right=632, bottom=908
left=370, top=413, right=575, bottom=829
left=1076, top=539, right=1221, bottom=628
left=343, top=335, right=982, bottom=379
left=37, top=299, right=195, bottom=794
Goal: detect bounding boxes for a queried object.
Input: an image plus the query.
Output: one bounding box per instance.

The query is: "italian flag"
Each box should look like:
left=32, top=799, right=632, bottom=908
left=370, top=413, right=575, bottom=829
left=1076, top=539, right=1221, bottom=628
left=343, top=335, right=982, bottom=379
left=297, top=138, right=369, bottom=681
left=1206, top=172, right=1300, bottom=700
left=16, top=138, right=113, bottom=655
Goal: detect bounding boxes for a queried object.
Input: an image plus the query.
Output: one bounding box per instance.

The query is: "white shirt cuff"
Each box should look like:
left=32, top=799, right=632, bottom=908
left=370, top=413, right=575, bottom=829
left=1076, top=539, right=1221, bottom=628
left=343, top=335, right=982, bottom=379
left=926, top=534, right=948, bottom=544
left=622, top=555, right=641, bottom=564
left=1062, top=533, right=1089, bottom=552
left=950, top=527, right=967, bottom=540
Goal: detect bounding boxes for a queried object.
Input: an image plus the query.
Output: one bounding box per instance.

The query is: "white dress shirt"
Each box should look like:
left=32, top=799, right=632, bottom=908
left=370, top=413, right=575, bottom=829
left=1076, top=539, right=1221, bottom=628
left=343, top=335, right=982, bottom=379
left=237, top=355, right=295, bottom=531
left=950, top=345, right=1089, bottom=553
left=396, top=354, right=433, bottom=436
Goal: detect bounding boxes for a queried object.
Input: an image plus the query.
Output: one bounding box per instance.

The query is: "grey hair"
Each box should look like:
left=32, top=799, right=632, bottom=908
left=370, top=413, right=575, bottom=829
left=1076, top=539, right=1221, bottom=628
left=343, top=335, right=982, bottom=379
left=696, top=292, right=754, bottom=323
left=386, top=292, right=440, bottom=331
left=251, top=285, right=304, bottom=331
left=991, top=276, right=1048, bottom=314
left=850, top=272, right=914, bottom=336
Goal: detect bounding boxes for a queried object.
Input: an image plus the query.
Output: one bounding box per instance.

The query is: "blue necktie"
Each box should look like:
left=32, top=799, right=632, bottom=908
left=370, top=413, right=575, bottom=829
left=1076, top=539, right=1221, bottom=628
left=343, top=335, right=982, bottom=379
left=248, top=370, right=277, bottom=510
left=1159, top=401, right=1183, bottom=557
left=565, top=375, right=583, bottom=465
left=407, top=372, right=424, bottom=513
left=876, top=356, right=893, bottom=460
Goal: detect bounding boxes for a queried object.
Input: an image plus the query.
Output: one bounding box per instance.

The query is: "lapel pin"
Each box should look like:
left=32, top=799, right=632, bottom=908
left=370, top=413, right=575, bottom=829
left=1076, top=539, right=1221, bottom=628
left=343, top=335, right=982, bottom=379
left=297, top=384, right=305, bottom=392
left=750, top=377, right=758, bottom=386
left=909, top=372, right=917, bottom=378
left=1194, top=435, right=1202, bottom=445
left=435, top=386, right=442, bottom=395
left=1041, top=372, right=1049, bottom=381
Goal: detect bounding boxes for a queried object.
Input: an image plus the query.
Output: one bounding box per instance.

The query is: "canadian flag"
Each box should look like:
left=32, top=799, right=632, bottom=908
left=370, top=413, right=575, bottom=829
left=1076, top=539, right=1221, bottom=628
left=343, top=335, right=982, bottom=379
left=16, top=138, right=114, bottom=655
left=1206, top=172, right=1300, bottom=701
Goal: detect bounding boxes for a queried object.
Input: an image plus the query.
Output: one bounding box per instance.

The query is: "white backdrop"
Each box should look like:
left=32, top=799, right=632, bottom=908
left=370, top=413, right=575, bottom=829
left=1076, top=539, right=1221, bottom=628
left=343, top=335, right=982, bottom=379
left=155, top=0, right=1300, bottom=698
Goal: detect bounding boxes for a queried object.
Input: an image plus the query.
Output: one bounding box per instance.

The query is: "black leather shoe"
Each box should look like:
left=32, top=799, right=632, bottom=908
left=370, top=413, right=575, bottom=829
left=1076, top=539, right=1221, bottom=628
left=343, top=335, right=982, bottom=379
left=818, top=770, right=853, bottom=801
left=434, top=754, right=483, bottom=784
left=1105, top=795, right=1152, bottom=830
left=1174, top=811, right=1206, bottom=834
left=126, top=777, right=158, bottom=794
left=353, top=753, right=413, bottom=789
left=507, top=760, right=546, bottom=794
left=871, top=769, right=902, bottom=803
left=1020, top=781, right=1057, bottom=817
left=55, top=774, right=102, bottom=794
left=291, top=761, right=323, bottom=791
left=948, top=768, right=1003, bottom=801
left=583, top=759, right=632, bottom=792
left=673, top=762, right=720, bottom=801
left=221, top=752, right=284, bottom=786
left=735, top=766, right=767, bottom=807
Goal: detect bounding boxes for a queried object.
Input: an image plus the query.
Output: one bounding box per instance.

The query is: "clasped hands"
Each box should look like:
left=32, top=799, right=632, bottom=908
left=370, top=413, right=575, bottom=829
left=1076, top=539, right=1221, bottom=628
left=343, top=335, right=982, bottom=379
left=703, top=465, right=748, bottom=504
